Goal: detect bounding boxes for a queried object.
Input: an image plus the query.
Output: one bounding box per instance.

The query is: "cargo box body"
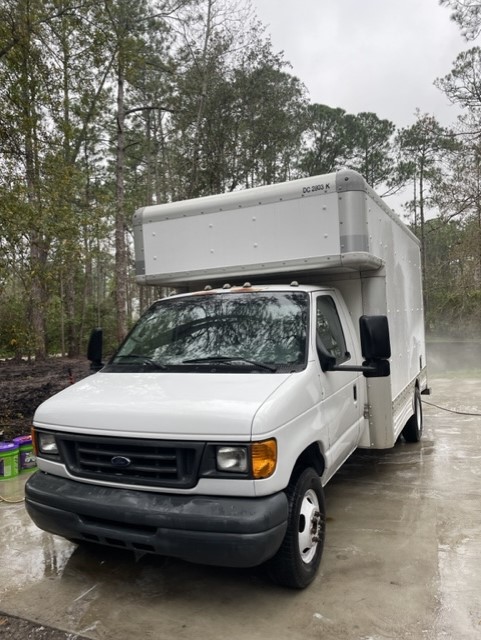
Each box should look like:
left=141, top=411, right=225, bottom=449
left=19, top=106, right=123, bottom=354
left=134, top=171, right=382, bottom=286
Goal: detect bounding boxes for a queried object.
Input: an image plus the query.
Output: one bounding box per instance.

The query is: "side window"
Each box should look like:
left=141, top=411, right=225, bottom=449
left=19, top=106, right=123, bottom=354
left=316, top=296, right=350, bottom=364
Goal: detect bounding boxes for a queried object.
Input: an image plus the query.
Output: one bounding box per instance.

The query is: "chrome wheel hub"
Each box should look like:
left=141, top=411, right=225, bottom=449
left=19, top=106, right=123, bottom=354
left=298, top=488, right=321, bottom=563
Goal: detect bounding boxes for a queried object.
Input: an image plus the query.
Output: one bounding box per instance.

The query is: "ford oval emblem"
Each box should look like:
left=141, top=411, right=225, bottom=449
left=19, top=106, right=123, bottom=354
left=111, top=455, right=131, bottom=467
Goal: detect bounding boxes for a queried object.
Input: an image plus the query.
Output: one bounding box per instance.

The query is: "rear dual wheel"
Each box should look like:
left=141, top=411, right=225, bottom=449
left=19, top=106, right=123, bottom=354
left=267, top=467, right=325, bottom=589
left=402, top=387, right=423, bottom=442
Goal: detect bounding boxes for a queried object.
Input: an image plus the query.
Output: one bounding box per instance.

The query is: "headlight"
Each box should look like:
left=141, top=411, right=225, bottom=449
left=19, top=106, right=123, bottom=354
left=214, top=439, right=277, bottom=478
left=37, top=432, right=59, bottom=455
left=216, top=446, right=248, bottom=473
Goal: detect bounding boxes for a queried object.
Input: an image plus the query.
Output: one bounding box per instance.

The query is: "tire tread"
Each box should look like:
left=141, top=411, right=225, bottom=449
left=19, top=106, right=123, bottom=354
left=267, top=467, right=325, bottom=589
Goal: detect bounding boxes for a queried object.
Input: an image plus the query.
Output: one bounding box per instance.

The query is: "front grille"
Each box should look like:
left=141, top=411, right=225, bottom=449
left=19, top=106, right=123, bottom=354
left=57, top=434, right=204, bottom=488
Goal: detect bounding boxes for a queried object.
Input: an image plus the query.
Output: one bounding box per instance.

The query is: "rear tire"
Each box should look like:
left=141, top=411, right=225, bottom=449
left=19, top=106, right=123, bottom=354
left=402, top=387, right=423, bottom=442
left=267, top=467, right=325, bottom=589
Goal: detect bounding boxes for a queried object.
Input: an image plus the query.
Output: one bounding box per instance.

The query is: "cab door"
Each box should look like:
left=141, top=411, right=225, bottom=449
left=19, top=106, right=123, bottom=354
left=313, top=292, right=364, bottom=476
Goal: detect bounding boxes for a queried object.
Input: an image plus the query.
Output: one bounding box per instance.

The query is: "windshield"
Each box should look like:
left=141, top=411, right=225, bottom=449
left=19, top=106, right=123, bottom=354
left=110, top=291, right=308, bottom=373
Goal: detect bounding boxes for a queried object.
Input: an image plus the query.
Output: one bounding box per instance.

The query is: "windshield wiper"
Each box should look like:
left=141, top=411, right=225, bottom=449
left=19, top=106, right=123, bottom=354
left=182, top=356, right=277, bottom=372
left=114, top=354, right=166, bottom=370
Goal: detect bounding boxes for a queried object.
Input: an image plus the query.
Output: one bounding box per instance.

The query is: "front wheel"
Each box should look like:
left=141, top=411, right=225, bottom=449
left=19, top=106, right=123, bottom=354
left=267, top=467, right=325, bottom=589
left=402, top=387, right=423, bottom=442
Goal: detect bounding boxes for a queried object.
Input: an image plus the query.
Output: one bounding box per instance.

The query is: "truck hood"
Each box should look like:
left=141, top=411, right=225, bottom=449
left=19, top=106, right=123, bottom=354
left=33, top=371, right=293, bottom=439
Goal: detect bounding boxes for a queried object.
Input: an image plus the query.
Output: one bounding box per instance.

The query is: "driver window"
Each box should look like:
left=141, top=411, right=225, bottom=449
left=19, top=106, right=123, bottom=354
left=316, top=296, right=350, bottom=364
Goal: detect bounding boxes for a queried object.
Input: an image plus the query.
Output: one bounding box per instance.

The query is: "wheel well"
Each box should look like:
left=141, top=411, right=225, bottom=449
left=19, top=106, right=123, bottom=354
left=291, top=443, right=325, bottom=481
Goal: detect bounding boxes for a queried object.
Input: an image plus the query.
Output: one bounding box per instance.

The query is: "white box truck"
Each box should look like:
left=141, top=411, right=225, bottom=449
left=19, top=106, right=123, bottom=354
left=26, top=170, right=429, bottom=588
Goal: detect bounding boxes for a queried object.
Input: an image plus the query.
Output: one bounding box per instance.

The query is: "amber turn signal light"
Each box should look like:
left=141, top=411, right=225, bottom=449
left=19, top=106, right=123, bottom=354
left=251, top=439, right=277, bottom=479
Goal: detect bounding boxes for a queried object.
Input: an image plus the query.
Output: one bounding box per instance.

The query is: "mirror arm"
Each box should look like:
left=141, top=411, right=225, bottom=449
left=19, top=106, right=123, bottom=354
left=329, top=363, right=378, bottom=373
left=327, top=358, right=390, bottom=378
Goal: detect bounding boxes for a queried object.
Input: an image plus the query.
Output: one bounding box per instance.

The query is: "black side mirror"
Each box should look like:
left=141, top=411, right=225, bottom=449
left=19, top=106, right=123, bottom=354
left=360, top=315, right=391, bottom=378
left=87, top=328, right=103, bottom=371
left=360, top=315, right=391, bottom=360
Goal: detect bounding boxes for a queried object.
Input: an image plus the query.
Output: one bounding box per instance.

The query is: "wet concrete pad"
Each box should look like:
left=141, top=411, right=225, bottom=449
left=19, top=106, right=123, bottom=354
left=1, top=374, right=480, bottom=639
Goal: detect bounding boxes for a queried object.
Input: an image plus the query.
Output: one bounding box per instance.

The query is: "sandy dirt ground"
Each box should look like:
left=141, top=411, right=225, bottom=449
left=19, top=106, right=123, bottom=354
left=0, top=613, right=91, bottom=640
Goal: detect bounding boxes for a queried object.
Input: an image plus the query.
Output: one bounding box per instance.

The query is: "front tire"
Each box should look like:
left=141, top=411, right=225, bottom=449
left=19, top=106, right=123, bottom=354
left=402, top=387, right=423, bottom=442
left=267, top=467, right=325, bottom=589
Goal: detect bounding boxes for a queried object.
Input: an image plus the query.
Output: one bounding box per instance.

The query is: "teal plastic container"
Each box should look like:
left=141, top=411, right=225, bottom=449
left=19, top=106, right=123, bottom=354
left=0, top=442, right=19, bottom=480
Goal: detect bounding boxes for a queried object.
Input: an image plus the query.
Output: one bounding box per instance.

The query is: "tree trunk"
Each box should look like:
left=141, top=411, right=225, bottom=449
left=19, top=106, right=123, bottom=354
left=188, top=0, right=213, bottom=198
left=419, top=158, right=427, bottom=312
left=22, top=28, right=47, bottom=360
left=115, top=51, right=128, bottom=343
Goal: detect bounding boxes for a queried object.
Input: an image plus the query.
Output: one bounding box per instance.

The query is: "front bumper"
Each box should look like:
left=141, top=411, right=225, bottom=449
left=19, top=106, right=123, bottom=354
left=25, top=472, right=288, bottom=568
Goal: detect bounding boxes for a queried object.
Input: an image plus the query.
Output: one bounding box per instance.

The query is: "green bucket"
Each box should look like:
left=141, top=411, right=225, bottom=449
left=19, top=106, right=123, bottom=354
left=13, top=435, right=36, bottom=473
left=0, top=441, right=19, bottom=480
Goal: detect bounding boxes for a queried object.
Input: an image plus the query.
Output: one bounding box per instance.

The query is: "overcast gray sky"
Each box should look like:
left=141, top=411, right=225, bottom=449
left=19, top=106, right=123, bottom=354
left=251, top=0, right=470, bottom=130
